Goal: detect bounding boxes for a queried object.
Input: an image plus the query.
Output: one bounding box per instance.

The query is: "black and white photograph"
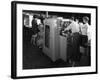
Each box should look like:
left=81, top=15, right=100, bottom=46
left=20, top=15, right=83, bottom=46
left=23, top=10, right=91, bottom=69
left=11, top=1, right=97, bottom=79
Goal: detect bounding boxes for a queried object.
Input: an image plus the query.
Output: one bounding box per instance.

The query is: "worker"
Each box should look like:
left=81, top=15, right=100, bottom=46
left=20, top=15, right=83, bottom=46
left=63, top=17, right=81, bottom=66
left=80, top=16, right=90, bottom=47
left=36, top=23, right=44, bottom=49
left=31, top=15, right=39, bottom=45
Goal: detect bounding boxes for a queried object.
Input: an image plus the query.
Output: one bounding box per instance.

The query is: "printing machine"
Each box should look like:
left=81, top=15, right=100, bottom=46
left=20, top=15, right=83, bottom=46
left=43, top=18, right=71, bottom=62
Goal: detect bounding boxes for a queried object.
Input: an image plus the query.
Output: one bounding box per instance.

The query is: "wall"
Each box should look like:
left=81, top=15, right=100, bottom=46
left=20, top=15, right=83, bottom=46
left=0, top=0, right=99, bottom=80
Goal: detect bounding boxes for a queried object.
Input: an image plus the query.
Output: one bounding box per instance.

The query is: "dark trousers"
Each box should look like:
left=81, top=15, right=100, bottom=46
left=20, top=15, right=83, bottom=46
left=69, top=33, right=81, bottom=62
left=80, top=35, right=88, bottom=47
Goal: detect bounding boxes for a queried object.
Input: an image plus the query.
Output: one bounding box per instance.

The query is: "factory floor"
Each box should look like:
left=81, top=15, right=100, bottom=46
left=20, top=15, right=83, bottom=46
left=23, top=27, right=91, bottom=69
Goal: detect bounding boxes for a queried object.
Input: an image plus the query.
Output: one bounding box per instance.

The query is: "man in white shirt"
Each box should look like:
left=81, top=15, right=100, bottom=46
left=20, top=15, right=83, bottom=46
left=64, top=18, right=80, bottom=33
left=80, top=16, right=90, bottom=46
left=63, top=17, right=81, bottom=66
left=83, top=17, right=91, bottom=41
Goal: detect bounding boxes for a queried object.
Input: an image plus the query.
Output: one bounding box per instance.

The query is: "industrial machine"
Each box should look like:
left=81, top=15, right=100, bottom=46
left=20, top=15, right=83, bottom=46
left=43, top=18, right=70, bottom=62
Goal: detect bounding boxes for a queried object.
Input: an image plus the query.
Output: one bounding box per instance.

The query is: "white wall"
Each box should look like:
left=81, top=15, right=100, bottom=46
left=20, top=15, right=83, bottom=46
left=0, top=0, right=99, bottom=80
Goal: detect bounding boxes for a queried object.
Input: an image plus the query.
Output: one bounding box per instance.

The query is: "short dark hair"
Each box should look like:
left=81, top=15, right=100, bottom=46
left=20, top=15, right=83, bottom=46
left=70, top=16, right=74, bottom=20
left=33, top=15, right=37, bottom=18
left=83, top=16, right=89, bottom=22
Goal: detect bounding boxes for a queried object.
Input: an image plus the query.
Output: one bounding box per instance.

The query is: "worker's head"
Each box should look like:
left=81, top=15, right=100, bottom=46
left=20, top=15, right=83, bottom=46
left=75, top=18, right=79, bottom=23
left=83, top=16, right=89, bottom=24
left=70, top=16, right=74, bottom=22
left=70, top=16, right=74, bottom=20
left=33, top=15, right=38, bottom=19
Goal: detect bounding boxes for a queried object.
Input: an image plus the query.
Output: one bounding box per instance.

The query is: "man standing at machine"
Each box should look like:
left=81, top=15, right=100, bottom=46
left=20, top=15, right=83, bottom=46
left=31, top=15, right=40, bottom=45
left=63, top=17, right=80, bottom=66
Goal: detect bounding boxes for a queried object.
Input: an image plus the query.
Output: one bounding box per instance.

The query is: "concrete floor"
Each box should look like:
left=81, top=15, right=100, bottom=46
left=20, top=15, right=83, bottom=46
left=23, top=27, right=91, bottom=69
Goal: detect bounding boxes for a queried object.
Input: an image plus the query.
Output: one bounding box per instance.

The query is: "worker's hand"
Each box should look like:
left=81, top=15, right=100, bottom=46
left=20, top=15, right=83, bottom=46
left=62, top=32, right=65, bottom=35
left=62, top=33, right=67, bottom=37
left=62, top=31, right=65, bottom=33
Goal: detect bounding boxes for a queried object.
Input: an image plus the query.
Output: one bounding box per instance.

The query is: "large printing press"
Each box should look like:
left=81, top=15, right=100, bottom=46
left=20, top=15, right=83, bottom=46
left=23, top=12, right=90, bottom=63
left=43, top=17, right=72, bottom=62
